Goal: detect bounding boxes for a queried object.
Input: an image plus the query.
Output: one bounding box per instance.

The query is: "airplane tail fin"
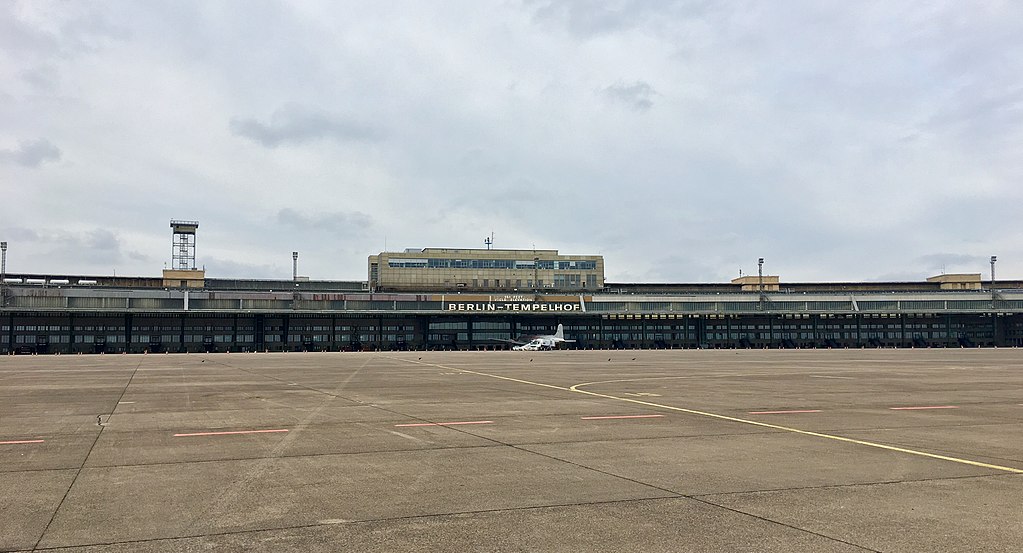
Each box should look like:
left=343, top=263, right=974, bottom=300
left=555, top=324, right=565, bottom=340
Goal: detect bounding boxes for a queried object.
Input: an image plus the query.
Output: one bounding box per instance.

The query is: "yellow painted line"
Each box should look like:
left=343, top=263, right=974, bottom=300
left=396, top=357, right=1023, bottom=475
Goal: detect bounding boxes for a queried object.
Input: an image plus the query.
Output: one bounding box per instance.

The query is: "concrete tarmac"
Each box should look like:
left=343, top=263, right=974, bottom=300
left=1, top=349, right=1021, bottom=552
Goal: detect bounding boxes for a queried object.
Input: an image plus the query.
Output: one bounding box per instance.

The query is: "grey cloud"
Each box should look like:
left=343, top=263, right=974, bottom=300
left=0, top=3, right=128, bottom=59
left=230, top=105, right=381, bottom=148
left=20, top=65, right=59, bottom=92
left=2, top=227, right=41, bottom=241
left=0, top=227, right=147, bottom=271
left=84, top=229, right=120, bottom=251
left=202, top=258, right=281, bottom=280
left=0, top=138, right=62, bottom=167
left=600, top=81, right=657, bottom=111
left=633, top=254, right=722, bottom=282
left=915, top=253, right=989, bottom=274
left=921, top=86, right=1023, bottom=149
left=869, top=271, right=931, bottom=282
left=277, top=208, right=374, bottom=236
left=0, top=5, right=58, bottom=56
left=529, top=0, right=714, bottom=36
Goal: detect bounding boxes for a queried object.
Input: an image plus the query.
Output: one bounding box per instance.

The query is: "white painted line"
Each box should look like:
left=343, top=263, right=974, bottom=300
left=1, top=439, right=45, bottom=445
left=118, top=401, right=135, bottom=404
left=387, top=430, right=429, bottom=444
left=400, top=357, right=1023, bottom=475
left=809, top=375, right=854, bottom=379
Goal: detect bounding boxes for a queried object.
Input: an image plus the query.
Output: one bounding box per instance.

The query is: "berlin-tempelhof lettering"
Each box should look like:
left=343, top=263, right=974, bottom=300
left=447, top=303, right=582, bottom=312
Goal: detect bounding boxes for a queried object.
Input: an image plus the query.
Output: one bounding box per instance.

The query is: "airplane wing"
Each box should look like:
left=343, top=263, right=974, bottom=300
left=493, top=338, right=529, bottom=345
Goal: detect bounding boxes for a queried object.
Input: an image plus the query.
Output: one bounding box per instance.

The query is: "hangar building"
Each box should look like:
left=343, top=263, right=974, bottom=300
left=2, top=247, right=1022, bottom=353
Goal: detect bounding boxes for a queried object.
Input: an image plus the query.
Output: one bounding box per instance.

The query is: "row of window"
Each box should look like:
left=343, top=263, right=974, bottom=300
left=0, top=329, right=1009, bottom=345
left=387, top=258, right=597, bottom=270
left=452, top=275, right=598, bottom=289
left=2, top=320, right=994, bottom=336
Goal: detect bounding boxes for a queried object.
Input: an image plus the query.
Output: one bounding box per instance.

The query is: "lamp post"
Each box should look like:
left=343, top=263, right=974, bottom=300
left=990, top=256, right=996, bottom=289
left=1, top=241, right=6, bottom=307
left=292, top=251, right=299, bottom=281
left=757, top=257, right=764, bottom=292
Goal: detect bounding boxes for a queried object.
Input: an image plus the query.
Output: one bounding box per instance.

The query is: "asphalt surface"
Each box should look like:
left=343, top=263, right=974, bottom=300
left=1, top=349, right=1021, bottom=552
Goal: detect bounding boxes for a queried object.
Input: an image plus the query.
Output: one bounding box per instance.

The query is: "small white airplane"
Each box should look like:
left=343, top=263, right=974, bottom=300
left=502, top=324, right=575, bottom=351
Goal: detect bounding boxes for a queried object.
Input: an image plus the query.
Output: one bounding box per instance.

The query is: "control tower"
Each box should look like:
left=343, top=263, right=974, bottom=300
left=170, top=220, right=199, bottom=270
left=164, top=220, right=205, bottom=288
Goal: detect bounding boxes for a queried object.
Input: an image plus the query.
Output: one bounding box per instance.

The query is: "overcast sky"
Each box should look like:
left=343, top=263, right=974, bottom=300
left=2, top=1, right=1021, bottom=283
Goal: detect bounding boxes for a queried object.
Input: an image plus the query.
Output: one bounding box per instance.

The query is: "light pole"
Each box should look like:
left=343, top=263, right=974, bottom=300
left=292, top=251, right=299, bottom=281
left=757, top=257, right=764, bottom=292
left=1, top=241, right=6, bottom=307
left=990, top=255, right=999, bottom=344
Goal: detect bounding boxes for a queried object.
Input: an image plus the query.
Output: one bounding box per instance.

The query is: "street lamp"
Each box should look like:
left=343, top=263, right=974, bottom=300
left=1, top=241, right=7, bottom=308
left=990, top=256, right=997, bottom=289
left=292, top=251, right=299, bottom=281
left=757, top=257, right=764, bottom=292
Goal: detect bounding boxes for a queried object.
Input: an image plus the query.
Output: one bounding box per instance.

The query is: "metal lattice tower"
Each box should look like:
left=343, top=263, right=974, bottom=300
left=170, top=220, right=199, bottom=270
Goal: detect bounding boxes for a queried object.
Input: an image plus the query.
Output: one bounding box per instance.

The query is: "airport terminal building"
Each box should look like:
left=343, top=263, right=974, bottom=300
left=2, top=247, right=1023, bottom=353
left=369, top=248, right=604, bottom=292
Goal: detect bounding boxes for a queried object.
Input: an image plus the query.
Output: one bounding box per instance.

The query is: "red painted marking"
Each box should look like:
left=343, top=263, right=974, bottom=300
left=0, top=439, right=45, bottom=445
left=394, top=421, right=493, bottom=427
left=889, top=406, right=958, bottom=411
left=581, top=414, right=665, bottom=420
left=752, top=406, right=822, bottom=410
left=173, top=429, right=290, bottom=437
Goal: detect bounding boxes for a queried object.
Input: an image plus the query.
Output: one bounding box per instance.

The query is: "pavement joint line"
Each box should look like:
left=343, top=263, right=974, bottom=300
left=393, top=357, right=1023, bottom=475
left=176, top=355, right=569, bottom=536
left=171, top=354, right=384, bottom=534
left=688, top=471, right=1022, bottom=499
left=21, top=496, right=710, bottom=553
left=31, top=356, right=147, bottom=551
left=684, top=495, right=882, bottom=552
left=68, top=443, right=515, bottom=471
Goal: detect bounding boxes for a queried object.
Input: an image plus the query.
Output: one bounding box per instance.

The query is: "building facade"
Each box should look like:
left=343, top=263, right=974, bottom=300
left=369, top=248, right=605, bottom=292
left=3, top=282, right=1022, bottom=353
